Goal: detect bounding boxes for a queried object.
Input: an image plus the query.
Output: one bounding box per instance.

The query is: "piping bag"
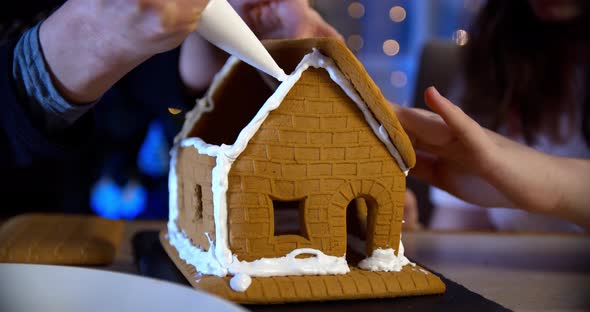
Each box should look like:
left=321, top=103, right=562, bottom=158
left=197, top=0, right=289, bottom=81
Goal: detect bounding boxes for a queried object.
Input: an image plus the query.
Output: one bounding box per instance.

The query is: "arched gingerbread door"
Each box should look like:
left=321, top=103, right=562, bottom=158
left=325, top=178, right=405, bottom=261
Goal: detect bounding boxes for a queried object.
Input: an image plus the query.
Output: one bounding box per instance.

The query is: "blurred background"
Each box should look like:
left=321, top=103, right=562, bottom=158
left=87, top=0, right=483, bottom=221
left=313, top=0, right=480, bottom=106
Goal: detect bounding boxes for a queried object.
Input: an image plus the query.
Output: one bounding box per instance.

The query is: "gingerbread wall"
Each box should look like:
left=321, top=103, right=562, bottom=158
left=176, top=146, right=216, bottom=250
left=227, top=68, right=405, bottom=262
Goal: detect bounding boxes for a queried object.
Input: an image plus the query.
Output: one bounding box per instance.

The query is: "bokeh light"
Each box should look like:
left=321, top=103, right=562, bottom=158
left=347, top=35, right=364, bottom=52
left=348, top=2, right=365, bottom=19
left=389, top=6, right=407, bottom=22
left=452, top=29, right=469, bottom=46
left=382, top=39, right=400, bottom=56
left=390, top=71, right=408, bottom=88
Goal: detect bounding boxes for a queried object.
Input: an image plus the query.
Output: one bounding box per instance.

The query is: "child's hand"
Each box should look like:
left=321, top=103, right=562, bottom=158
left=395, top=87, right=570, bottom=215
left=393, top=87, right=514, bottom=210
left=395, top=87, right=590, bottom=230
left=228, top=0, right=342, bottom=40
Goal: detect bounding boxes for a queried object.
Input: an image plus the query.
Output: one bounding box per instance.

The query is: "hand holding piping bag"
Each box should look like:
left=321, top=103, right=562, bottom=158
left=41, top=0, right=315, bottom=103
left=180, top=0, right=343, bottom=93
left=40, top=0, right=209, bottom=103
left=195, top=0, right=341, bottom=80
left=195, top=0, right=288, bottom=81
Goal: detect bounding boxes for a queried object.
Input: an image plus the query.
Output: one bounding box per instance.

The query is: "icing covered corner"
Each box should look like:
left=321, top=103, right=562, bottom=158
left=358, top=242, right=414, bottom=272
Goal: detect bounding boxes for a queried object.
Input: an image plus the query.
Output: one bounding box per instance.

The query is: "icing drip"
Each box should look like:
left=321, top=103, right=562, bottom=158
left=167, top=149, right=226, bottom=276
left=167, top=49, right=411, bottom=291
left=229, top=273, right=252, bottom=292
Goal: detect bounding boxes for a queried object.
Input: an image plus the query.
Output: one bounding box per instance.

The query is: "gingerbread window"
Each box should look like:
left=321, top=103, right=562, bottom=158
left=272, top=198, right=307, bottom=238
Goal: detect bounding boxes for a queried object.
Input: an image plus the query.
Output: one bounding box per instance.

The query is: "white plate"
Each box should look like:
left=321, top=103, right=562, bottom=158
left=0, top=263, right=247, bottom=312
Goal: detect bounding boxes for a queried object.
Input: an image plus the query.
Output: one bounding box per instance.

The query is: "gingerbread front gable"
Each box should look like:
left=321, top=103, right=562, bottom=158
left=165, top=38, right=440, bottom=298
left=226, top=65, right=409, bottom=263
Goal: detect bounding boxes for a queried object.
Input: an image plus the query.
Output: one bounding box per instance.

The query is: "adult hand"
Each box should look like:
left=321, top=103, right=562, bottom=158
left=229, top=0, right=342, bottom=40
left=93, top=0, right=209, bottom=58
left=180, top=0, right=342, bottom=95
left=394, top=87, right=590, bottom=230
left=40, top=0, right=209, bottom=103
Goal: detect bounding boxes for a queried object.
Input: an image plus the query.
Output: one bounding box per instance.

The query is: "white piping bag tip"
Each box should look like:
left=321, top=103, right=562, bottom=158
left=197, top=0, right=287, bottom=81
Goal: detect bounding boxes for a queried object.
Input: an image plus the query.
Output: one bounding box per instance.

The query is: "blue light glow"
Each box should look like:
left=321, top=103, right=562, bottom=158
left=90, top=177, right=147, bottom=220
left=119, top=181, right=147, bottom=219
left=137, top=120, right=170, bottom=178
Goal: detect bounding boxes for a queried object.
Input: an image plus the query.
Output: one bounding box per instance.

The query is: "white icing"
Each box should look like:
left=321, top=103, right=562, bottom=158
left=229, top=273, right=252, bottom=292
left=358, top=242, right=414, bottom=272
left=168, top=49, right=410, bottom=291
left=167, top=151, right=227, bottom=276
left=197, top=0, right=288, bottom=81
left=228, top=248, right=349, bottom=277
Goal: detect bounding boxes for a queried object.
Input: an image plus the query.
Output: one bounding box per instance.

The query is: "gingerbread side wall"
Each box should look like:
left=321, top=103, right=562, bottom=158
left=175, top=146, right=216, bottom=250
left=226, top=68, right=406, bottom=262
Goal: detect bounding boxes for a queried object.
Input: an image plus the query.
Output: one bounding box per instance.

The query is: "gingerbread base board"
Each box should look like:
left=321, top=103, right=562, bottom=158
left=160, top=230, right=445, bottom=304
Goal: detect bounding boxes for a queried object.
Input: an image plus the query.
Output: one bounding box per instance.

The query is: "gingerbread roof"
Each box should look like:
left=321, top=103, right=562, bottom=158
left=184, top=37, right=415, bottom=169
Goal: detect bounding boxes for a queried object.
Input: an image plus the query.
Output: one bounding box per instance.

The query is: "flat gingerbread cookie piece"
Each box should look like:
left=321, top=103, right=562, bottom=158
left=0, top=213, right=124, bottom=265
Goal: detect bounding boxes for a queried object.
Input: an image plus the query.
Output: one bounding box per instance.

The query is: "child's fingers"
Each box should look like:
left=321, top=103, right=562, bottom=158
left=394, top=104, right=453, bottom=148
left=424, top=86, right=488, bottom=151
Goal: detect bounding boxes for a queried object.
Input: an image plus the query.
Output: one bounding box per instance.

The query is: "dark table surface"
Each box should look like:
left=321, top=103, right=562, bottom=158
left=105, top=221, right=590, bottom=311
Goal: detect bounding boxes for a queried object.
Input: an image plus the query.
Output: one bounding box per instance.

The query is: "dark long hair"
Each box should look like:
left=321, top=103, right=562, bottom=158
left=461, top=0, right=590, bottom=144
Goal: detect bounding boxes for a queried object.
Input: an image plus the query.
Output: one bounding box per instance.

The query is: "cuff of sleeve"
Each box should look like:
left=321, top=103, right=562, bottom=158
left=1, top=37, right=94, bottom=166
left=12, top=22, right=96, bottom=133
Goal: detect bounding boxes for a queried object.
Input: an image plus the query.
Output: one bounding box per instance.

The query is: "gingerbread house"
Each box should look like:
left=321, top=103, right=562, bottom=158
left=162, top=38, right=445, bottom=303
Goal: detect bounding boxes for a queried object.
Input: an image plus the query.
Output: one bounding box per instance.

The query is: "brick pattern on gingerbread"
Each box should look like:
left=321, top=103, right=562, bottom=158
left=165, top=37, right=446, bottom=304
left=227, top=68, right=405, bottom=261
left=175, top=148, right=216, bottom=250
